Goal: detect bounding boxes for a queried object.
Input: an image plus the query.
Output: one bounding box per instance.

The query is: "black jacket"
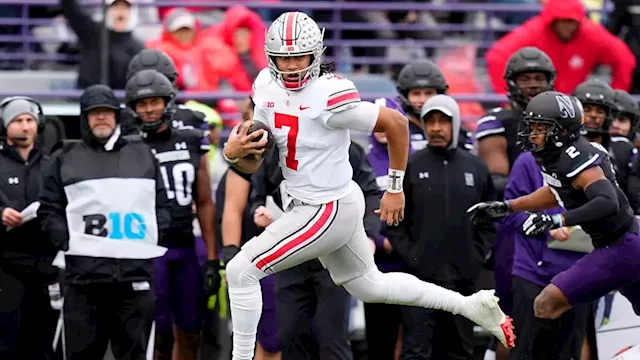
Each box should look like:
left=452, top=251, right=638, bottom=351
left=61, top=0, right=143, bottom=89
left=38, top=132, right=170, bottom=285
left=386, top=146, right=496, bottom=291
left=249, top=142, right=381, bottom=240
left=0, top=142, right=58, bottom=284
left=610, top=136, right=640, bottom=214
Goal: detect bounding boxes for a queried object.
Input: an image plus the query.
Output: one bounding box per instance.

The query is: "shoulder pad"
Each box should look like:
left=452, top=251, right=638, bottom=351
left=251, top=68, right=273, bottom=102
left=557, top=142, right=603, bottom=178
left=317, top=73, right=361, bottom=113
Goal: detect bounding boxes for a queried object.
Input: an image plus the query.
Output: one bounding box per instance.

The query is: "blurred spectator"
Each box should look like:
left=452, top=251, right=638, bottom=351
left=216, top=99, right=243, bottom=128
left=486, top=0, right=635, bottom=94
left=435, top=44, right=487, bottom=130
left=500, top=152, right=588, bottom=360
left=208, top=6, right=267, bottom=84
left=146, top=8, right=252, bottom=91
left=387, top=95, right=495, bottom=359
left=607, top=0, right=640, bottom=93
left=60, top=0, right=144, bottom=89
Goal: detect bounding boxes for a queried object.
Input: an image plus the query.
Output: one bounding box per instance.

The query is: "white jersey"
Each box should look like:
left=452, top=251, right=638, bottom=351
left=252, top=68, right=374, bottom=205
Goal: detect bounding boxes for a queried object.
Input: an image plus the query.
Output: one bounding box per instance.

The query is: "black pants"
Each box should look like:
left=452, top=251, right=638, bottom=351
left=62, top=282, right=155, bottom=360
left=0, top=270, right=59, bottom=360
left=510, top=276, right=588, bottom=360
left=400, top=306, right=474, bottom=360
left=275, top=260, right=352, bottom=360
left=363, top=302, right=401, bottom=360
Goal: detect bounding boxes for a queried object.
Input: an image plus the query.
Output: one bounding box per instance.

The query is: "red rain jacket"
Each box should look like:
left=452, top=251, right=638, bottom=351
left=486, top=0, right=635, bottom=94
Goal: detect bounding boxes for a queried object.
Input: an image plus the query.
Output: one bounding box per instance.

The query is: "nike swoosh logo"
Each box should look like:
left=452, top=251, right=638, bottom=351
left=299, top=105, right=310, bottom=110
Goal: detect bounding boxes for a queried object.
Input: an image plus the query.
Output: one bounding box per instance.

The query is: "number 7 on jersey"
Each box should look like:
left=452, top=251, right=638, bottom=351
left=274, top=113, right=299, bottom=171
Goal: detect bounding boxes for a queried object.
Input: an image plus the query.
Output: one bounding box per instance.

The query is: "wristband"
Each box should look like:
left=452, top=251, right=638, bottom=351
left=387, top=169, right=405, bottom=193
left=223, top=147, right=240, bottom=164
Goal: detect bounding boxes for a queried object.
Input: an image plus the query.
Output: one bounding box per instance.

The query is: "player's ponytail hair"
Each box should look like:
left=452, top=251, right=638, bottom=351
left=319, top=61, right=336, bottom=76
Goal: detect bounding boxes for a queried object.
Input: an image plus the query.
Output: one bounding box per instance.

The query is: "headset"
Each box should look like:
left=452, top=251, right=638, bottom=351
left=0, top=96, right=46, bottom=139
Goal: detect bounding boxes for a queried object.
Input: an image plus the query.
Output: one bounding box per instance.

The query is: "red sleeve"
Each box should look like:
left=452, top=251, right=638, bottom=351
left=485, top=23, right=539, bottom=93
left=594, top=26, right=636, bottom=91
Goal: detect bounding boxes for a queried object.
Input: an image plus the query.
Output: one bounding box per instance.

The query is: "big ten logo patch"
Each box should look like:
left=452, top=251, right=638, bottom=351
left=83, top=212, right=146, bottom=240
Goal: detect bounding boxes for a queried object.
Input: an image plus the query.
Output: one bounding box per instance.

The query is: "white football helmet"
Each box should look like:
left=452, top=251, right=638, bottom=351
left=265, top=12, right=326, bottom=90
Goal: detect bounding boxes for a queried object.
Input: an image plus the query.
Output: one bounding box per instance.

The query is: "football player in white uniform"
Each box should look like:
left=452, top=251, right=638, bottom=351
left=222, top=11, right=516, bottom=359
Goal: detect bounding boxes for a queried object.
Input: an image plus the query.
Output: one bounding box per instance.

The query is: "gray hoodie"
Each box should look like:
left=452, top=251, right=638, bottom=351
left=419, top=94, right=461, bottom=150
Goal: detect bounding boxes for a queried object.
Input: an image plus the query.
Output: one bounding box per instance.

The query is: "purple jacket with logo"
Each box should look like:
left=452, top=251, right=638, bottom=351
left=498, top=152, right=584, bottom=288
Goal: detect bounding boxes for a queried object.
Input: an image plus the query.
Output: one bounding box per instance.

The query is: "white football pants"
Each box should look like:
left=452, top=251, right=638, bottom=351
left=226, top=182, right=468, bottom=360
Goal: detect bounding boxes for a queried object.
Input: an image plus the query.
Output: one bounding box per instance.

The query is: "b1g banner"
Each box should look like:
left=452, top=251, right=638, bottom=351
left=595, top=291, right=640, bottom=359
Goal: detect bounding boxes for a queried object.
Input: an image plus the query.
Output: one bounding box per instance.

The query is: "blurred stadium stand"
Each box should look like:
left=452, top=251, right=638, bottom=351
left=0, top=0, right=621, bottom=135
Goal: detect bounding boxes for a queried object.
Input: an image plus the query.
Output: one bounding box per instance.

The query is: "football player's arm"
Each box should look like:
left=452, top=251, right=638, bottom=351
left=325, top=102, right=409, bottom=173
left=223, top=121, right=266, bottom=174
left=196, top=155, right=218, bottom=260
left=557, top=166, right=620, bottom=226
left=507, top=185, right=559, bottom=212
left=386, top=162, right=413, bottom=255
left=475, top=114, right=509, bottom=194
left=221, top=169, right=251, bottom=249
left=501, top=154, right=549, bottom=235
left=37, top=151, right=70, bottom=251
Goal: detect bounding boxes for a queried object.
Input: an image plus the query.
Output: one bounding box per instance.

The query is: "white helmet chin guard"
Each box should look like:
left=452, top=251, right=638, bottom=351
left=265, top=12, right=326, bottom=91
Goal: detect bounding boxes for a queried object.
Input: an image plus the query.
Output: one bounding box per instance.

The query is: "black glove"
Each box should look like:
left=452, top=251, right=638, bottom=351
left=523, top=213, right=563, bottom=236
left=203, top=260, right=222, bottom=298
left=222, top=245, right=240, bottom=267
left=467, top=201, right=512, bottom=225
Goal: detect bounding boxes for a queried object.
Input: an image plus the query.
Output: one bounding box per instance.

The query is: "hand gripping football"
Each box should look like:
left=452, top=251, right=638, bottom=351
left=239, top=121, right=275, bottom=155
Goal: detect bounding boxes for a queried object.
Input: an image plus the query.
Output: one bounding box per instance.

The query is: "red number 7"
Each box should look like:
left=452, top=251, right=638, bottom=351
left=274, top=113, right=299, bottom=171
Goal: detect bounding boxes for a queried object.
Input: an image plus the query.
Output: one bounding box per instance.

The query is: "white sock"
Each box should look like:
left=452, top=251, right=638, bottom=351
left=225, top=252, right=267, bottom=360
left=343, top=270, right=466, bottom=314
left=229, top=285, right=263, bottom=360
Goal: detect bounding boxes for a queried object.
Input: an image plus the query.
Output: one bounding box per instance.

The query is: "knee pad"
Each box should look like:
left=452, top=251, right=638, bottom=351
left=342, top=269, right=388, bottom=303
left=225, top=251, right=265, bottom=288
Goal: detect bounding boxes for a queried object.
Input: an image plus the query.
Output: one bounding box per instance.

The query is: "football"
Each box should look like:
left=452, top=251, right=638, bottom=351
left=240, top=120, right=275, bottom=155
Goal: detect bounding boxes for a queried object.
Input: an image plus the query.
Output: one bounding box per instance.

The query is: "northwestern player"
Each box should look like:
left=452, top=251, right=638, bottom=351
left=124, top=49, right=207, bottom=133
left=395, top=59, right=473, bottom=151
left=222, top=11, right=515, bottom=360
left=476, top=46, right=556, bottom=198
left=469, top=91, right=640, bottom=322
left=474, top=49, right=556, bottom=353
left=124, top=69, right=221, bottom=360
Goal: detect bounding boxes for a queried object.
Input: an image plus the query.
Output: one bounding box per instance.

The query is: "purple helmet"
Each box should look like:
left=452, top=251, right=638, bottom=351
left=374, top=97, right=407, bottom=117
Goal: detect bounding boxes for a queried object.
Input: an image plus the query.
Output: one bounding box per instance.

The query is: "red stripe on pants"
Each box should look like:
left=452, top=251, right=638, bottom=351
left=256, top=201, right=334, bottom=270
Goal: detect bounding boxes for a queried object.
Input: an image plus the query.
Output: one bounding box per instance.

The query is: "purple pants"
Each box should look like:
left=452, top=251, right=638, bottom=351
left=258, top=275, right=280, bottom=353
left=154, top=247, right=203, bottom=333
left=552, top=231, right=640, bottom=314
